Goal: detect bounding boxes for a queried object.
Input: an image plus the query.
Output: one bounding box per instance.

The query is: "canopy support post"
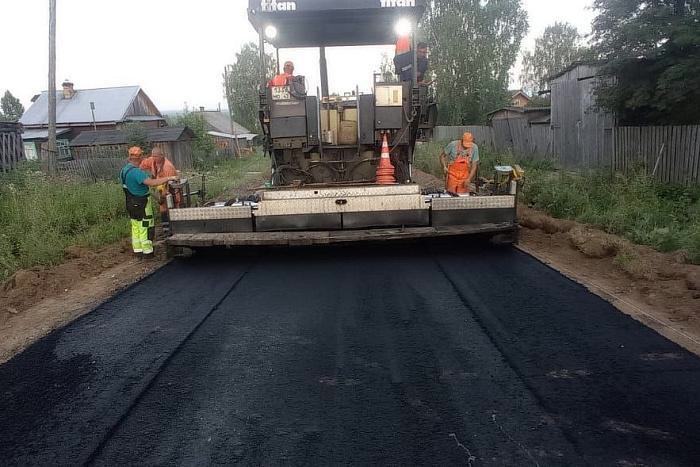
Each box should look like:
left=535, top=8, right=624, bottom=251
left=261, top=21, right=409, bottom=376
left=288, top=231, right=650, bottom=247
left=412, top=32, right=417, bottom=83
left=258, top=30, right=266, bottom=89
left=320, top=46, right=329, bottom=98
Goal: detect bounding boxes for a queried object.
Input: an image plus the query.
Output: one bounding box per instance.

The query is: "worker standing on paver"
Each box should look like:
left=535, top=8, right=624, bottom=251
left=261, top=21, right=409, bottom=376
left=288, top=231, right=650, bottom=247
left=140, top=146, right=178, bottom=235
left=394, top=41, right=431, bottom=84
left=120, top=146, right=178, bottom=258
left=268, top=61, right=295, bottom=87
left=440, top=132, right=480, bottom=194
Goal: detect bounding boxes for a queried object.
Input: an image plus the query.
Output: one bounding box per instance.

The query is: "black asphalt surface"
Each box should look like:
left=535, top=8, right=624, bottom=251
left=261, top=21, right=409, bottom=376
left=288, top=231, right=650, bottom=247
left=2, top=242, right=700, bottom=466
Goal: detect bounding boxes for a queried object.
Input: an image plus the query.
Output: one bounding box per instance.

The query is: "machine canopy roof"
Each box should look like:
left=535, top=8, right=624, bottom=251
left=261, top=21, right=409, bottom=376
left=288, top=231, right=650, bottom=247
left=248, top=0, right=426, bottom=48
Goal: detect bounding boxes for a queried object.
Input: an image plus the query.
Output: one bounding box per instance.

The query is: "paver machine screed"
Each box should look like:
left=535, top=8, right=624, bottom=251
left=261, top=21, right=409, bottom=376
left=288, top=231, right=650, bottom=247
left=165, top=0, right=520, bottom=252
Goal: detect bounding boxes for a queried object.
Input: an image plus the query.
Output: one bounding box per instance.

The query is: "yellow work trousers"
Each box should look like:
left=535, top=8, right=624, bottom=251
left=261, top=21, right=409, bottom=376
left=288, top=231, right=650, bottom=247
left=130, top=198, right=155, bottom=254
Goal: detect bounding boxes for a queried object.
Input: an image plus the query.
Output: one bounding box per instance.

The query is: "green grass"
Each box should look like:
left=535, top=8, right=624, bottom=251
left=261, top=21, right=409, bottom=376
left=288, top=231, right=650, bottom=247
left=0, top=152, right=270, bottom=282
left=414, top=140, right=700, bottom=264
left=0, top=163, right=129, bottom=281
left=524, top=169, right=700, bottom=263
left=183, top=151, right=268, bottom=200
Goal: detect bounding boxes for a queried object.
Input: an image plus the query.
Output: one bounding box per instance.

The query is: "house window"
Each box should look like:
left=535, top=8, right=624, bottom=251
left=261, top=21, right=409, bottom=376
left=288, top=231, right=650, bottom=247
left=57, top=139, right=72, bottom=160
left=24, top=142, right=38, bottom=161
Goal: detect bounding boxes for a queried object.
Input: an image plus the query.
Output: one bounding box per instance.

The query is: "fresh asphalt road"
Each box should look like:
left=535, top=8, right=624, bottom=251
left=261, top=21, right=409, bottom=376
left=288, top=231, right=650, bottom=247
left=2, top=241, right=700, bottom=466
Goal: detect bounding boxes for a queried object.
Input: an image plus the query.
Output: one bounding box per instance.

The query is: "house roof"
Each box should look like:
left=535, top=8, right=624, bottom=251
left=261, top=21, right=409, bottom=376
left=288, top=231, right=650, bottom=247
left=70, top=127, right=194, bottom=146
left=22, top=128, right=71, bottom=140
left=20, top=86, right=162, bottom=127
left=509, top=89, right=530, bottom=99
left=487, top=106, right=550, bottom=117
left=546, top=60, right=607, bottom=82
left=197, top=111, right=250, bottom=135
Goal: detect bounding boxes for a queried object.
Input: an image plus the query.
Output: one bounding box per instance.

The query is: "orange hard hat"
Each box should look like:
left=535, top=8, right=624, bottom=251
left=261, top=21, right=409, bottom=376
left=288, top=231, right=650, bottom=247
left=462, top=132, right=474, bottom=148
left=128, top=146, right=143, bottom=157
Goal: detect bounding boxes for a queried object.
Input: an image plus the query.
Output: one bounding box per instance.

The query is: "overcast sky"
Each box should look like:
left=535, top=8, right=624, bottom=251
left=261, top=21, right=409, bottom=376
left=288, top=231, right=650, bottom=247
left=1, top=0, right=596, bottom=113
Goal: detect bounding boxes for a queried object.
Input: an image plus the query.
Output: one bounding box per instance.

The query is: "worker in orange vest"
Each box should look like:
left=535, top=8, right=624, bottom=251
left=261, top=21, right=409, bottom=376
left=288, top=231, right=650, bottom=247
left=268, top=61, right=295, bottom=87
left=440, top=132, right=480, bottom=194
left=140, top=146, right=178, bottom=234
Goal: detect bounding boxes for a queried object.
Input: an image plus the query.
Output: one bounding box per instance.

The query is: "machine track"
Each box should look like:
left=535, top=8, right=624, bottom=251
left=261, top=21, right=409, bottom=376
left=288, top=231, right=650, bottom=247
left=1, top=242, right=700, bottom=466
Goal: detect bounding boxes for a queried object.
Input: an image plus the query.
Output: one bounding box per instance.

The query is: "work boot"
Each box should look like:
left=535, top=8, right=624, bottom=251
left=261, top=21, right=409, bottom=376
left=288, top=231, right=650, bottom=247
left=142, top=252, right=155, bottom=260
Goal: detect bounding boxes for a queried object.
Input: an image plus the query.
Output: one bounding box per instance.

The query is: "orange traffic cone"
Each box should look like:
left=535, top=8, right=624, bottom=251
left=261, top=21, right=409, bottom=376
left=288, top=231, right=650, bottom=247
left=375, top=133, right=396, bottom=184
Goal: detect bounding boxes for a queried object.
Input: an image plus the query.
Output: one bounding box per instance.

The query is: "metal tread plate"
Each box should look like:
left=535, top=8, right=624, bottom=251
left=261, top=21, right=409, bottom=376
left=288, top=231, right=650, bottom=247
left=169, top=206, right=252, bottom=221
left=431, top=195, right=515, bottom=210
left=256, top=194, right=427, bottom=216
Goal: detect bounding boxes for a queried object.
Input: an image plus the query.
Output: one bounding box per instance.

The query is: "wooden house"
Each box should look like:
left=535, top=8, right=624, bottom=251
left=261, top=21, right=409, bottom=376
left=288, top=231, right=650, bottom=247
left=509, top=90, right=531, bottom=108
left=70, top=127, right=195, bottom=169
left=195, top=109, right=257, bottom=156
left=19, top=81, right=166, bottom=160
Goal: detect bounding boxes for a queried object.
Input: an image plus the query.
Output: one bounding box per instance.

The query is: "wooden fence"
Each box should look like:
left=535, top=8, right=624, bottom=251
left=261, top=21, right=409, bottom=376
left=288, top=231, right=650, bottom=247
left=0, top=127, right=25, bottom=172
left=613, top=126, right=700, bottom=186
left=435, top=124, right=700, bottom=185
left=57, top=157, right=124, bottom=182
left=72, top=141, right=193, bottom=171
left=491, top=120, right=553, bottom=158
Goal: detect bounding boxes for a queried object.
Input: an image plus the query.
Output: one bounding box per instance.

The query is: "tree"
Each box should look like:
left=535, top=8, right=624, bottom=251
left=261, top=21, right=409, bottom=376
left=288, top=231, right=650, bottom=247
left=520, top=22, right=584, bottom=95
left=379, top=53, right=397, bottom=83
left=123, top=122, right=149, bottom=151
left=223, top=42, right=277, bottom=133
left=173, top=112, right=215, bottom=156
left=591, top=0, right=700, bottom=124
left=0, top=91, right=24, bottom=121
left=420, top=0, right=529, bottom=125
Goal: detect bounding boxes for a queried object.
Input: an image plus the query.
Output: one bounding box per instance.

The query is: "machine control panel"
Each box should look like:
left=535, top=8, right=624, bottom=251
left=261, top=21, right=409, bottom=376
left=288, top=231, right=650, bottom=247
left=271, top=86, right=292, bottom=101
left=375, top=85, right=403, bottom=107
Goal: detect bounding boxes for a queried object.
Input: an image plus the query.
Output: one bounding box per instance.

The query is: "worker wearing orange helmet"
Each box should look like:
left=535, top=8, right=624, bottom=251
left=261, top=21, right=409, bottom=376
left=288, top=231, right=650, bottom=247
left=140, top=146, right=178, bottom=234
left=120, top=146, right=178, bottom=257
left=440, top=132, right=480, bottom=194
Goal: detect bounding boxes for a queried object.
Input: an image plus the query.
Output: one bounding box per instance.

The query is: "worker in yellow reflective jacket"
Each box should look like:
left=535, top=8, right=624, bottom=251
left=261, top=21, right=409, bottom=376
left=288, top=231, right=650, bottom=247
left=120, top=146, right=178, bottom=258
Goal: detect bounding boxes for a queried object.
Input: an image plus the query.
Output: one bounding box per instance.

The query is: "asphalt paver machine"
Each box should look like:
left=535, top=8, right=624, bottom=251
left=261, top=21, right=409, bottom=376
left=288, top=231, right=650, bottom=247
left=166, top=0, right=520, bottom=252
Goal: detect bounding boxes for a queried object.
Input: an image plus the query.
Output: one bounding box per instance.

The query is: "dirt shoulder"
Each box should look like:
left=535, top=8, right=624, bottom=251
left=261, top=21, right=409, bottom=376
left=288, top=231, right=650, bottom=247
left=518, top=206, right=700, bottom=355
left=0, top=242, right=167, bottom=364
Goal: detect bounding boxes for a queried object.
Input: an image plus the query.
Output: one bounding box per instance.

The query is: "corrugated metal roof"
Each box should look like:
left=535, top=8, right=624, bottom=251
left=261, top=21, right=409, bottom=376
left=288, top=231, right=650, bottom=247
left=207, top=131, right=257, bottom=140
left=198, top=111, right=250, bottom=135
left=70, top=127, right=194, bottom=146
left=546, top=60, right=607, bottom=82
left=21, top=128, right=70, bottom=140
left=124, top=115, right=166, bottom=122
left=20, top=86, right=145, bottom=126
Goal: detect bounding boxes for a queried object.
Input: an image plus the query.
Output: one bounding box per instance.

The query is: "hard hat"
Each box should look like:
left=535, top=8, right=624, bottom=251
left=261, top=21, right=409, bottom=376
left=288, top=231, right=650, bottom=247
left=462, top=132, right=474, bottom=148
left=128, top=146, right=143, bottom=157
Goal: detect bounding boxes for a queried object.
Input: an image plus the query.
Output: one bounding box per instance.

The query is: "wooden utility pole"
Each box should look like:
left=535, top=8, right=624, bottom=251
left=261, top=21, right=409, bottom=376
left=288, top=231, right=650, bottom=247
left=47, top=0, right=57, bottom=175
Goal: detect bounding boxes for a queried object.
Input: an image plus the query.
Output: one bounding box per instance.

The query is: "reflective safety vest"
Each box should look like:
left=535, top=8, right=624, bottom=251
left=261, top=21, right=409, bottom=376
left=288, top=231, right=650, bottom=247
left=269, top=73, right=292, bottom=87
left=446, top=157, right=470, bottom=194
